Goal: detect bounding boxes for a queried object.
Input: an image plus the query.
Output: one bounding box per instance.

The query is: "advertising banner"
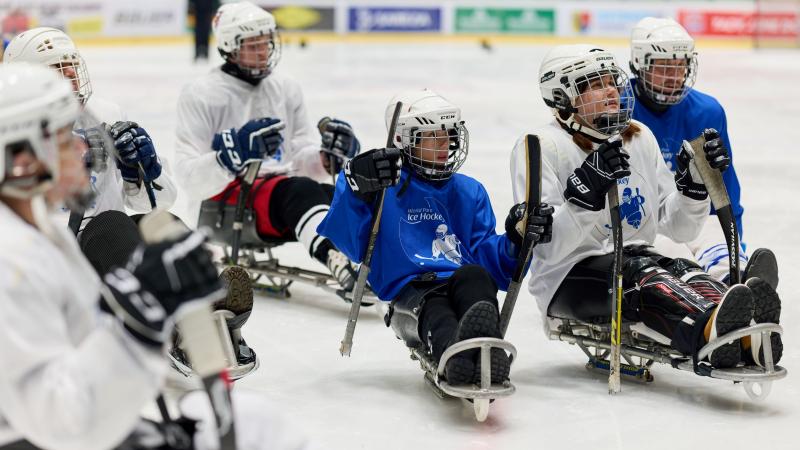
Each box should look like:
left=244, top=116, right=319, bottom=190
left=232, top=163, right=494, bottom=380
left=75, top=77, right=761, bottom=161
left=104, top=0, right=186, bottom=37
left=266, top=5, right=334, bottom=31
left=678, top=10, right=799, bottom=38
left=572, top=9, right=662, bottom=36
left=348, top=7, right=441, bottom=32
left=454, top=7, right=555, bottom=34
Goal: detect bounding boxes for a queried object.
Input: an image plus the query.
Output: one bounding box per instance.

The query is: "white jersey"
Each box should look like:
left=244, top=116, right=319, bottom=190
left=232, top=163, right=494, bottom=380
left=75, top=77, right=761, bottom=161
left=54, top=97, right=178, bottom=232
left=0, top=200, right=166, bottom=450
left=174, top=68, right=328, bottom=215
left=509, top=120, right=710, bottom=318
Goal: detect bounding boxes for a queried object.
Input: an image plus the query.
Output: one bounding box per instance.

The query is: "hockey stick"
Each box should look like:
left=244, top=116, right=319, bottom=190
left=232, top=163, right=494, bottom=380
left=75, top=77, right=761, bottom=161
left=499, top=134, right=542, bottom=337
left=140, top=211, right=237, bottom=450
left=607, top=143, right=624, bottom=395
left=685, top=136, right=740, bottom=285
left=340, top=101, right=404, bottom=357
left=230, top=160, right=263, bottom=265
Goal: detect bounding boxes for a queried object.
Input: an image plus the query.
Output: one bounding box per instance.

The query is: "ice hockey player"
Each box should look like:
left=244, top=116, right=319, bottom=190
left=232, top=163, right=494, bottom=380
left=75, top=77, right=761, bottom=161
left=318, top=89, right=554, bottom=384
left=175, top=1, right=361, bottom=292
left=3, top=26, right=178, bottom=275
left=510, top=45, right=781, bottom=370
left=629, top=17, right=778, bottom=290
left=0, top=63, right=310, bottom=450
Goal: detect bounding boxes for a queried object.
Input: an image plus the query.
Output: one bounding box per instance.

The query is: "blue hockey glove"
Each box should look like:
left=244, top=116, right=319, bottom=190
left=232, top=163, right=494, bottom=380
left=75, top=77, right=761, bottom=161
left=74, top=124, right=110, bottom=173
left=319, top=117, right=361, bottom=174
left=110, top=121, right=162, bottom=184
left=213, top=118, right=284, bottom=175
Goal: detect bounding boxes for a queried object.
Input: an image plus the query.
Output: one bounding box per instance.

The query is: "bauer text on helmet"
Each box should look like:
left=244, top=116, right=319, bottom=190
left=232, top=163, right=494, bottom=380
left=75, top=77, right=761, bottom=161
left=539, top=45, right=634, bottom=142
left=3, top=27, right=92, bottom=105
left=213, top=1, right=282, bottom=79
left=386, top=89, right=468, bottom=181
left=630, top=17, right=697, bottom=106
left=0, top=62, right=84, bottom=202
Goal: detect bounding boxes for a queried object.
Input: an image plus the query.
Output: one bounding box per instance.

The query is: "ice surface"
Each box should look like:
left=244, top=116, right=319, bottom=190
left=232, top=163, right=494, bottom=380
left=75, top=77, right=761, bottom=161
left=81, top=40, right=799, bottom=450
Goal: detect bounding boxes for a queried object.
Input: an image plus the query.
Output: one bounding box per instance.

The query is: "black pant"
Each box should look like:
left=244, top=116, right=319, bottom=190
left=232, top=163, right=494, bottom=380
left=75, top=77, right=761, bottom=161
left=550, top=246, right=717, bottom=354
left=267, top=177, right=335, bottom=262
left=415, top=265, right=499, bottom=361
left=192, top=0, right=217, bottom=59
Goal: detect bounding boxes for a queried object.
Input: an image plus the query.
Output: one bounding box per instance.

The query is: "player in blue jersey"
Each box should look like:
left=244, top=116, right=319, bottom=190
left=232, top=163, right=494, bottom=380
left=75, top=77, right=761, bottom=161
left=318, top=89, right=554, bottom=385
left=629, top=17, right=778, bottom=289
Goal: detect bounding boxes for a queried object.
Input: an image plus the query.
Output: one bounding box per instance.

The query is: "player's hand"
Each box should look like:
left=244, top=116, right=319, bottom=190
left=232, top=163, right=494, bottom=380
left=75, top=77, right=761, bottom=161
left=110, top=121, right=162, bottom=184
left=505, top=202, right=554, bottom=249
left=213, top=117, right=284, bottom=175
left=702, top=128, right=730, bottom=172
left=675, top=140, right=709, bottom=200
left=319, top=117, right=361, bottom=175
left=564, top=139, right=630, bottom=211
left=74, top=124, right=109, bottom=173
left=344, top=147, right=402, bottom=199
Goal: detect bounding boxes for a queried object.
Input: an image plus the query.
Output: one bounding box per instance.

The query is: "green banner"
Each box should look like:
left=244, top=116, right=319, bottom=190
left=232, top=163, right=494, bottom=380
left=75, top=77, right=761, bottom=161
left=454, top=7, right=555, bottom=34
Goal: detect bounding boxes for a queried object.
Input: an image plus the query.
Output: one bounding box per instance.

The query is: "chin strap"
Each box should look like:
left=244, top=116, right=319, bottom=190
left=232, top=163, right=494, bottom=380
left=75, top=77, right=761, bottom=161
left=632, top=80, right=671, bottom=114
left=220, top=61, right=267, bottom=86
left=556, top=115, right=610, bottom=144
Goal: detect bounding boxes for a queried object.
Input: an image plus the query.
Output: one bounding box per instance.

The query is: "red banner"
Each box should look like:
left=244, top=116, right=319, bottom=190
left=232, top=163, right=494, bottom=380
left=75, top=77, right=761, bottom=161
left=678, top=10, right=799, bottom=38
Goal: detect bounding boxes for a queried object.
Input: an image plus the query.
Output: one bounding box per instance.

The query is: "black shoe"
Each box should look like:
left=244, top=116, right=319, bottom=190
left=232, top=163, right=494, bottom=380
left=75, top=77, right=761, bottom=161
left=707, top=284, right=754, bottom=368
left=744, top=278, right=783, bottom=367
left=743, top=248, right=778, bottom=290
left=455, top=301, right=510, bottom=384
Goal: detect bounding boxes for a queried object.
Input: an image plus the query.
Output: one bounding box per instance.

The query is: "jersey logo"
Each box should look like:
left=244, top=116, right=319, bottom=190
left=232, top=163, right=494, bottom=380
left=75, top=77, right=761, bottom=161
left=400, top=197, right=465, bottom=268
left=619, top=186, right=647, bottom=229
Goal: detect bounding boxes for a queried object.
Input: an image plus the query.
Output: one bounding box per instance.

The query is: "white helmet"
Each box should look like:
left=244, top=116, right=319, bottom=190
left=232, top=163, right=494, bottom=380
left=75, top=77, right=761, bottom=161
left=385, top=89, right=468, bottom=181
left=213, top=1, right=281, bottom=79
left=630, top=17, right=697, bottom=106
left=0, top=62, right=80, bottom=198
left=539, top=44, right=634, bottom=142
left=3, top=27, right=92, bottom=105
left=435, top=223, right=448, bottom=238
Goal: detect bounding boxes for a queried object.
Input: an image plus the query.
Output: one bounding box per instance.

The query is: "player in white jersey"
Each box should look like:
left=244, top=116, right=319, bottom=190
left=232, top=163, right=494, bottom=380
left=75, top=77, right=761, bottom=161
left=3, top=27, right=178, bottom=275
left=509, top=45, right=782, bottom=368
left=0, top=63, right=309, bottom=450
left=175, top=1, right=361, bottom=292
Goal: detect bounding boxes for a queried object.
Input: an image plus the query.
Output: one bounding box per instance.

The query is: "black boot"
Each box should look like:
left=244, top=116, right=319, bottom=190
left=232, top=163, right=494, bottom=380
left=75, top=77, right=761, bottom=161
left=706, top=284, right=754, bottom=368
left=453, top=301, right=510, bottom=384
left=743, top=248, right=779, bottom=290
left=743, top=278, right=782, bottom=367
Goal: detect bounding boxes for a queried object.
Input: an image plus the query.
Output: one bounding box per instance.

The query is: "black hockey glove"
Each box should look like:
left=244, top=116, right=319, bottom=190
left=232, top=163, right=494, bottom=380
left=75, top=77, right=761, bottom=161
left=100, top=230, right=223, bottom=347
left=675, top=141, right=709, bottom=201
left=319, top=117, right=361, bottom=175
left=702, top=128, right=730, bottom=172
left=74, top=124, right=110, bottom=173
left=344, top=147, right=403, bottom=202
left=505, top=202, right=554, bottom=250
left=564, top=139, right=630, bottom=211
left=109, top=121, right=162, bottom=184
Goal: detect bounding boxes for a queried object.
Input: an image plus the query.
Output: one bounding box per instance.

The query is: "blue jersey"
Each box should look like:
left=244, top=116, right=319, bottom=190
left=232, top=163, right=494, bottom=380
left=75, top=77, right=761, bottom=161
left=318, top=168, right=517, bottom=301
left=631, top=79, right=744, bottom=236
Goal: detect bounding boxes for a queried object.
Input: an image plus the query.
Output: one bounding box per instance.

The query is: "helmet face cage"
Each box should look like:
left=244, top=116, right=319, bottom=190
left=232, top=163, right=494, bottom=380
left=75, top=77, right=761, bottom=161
left=639, top=52, right=697, bottom=105
left=572, top=66, right=634, bottom=137
left=51, top=52, right=92, bottom=105
left=400, top=122, right=468, bottom=181
left=232, top=31, right=282, bottom=79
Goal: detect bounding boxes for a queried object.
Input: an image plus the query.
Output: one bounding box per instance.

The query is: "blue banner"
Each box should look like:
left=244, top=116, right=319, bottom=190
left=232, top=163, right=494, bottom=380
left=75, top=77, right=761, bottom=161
left=348, top=7, right=441, bottom=32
